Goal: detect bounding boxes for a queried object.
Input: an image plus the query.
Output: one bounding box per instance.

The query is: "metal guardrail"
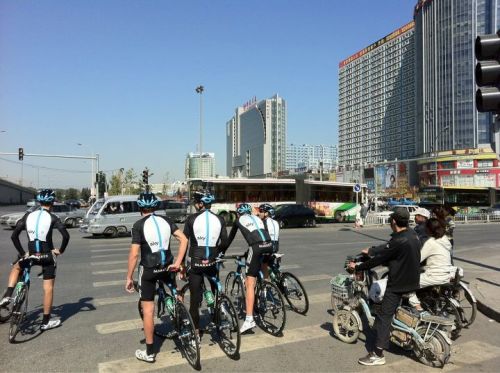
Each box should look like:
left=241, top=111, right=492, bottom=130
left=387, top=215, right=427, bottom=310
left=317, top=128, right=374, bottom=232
left=362, top=213, right=500, bottom=226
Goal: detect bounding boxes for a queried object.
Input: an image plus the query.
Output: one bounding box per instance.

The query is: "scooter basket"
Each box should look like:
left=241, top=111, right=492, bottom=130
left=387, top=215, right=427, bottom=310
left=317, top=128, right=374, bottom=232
left=330, top=274, right=352, bottom=301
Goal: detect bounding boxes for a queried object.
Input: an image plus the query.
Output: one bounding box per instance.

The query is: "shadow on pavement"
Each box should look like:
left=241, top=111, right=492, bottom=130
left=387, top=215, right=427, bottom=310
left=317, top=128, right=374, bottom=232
left=53, top=297, right=96, bottom=322
left=344, top=228, right=388, bottom=243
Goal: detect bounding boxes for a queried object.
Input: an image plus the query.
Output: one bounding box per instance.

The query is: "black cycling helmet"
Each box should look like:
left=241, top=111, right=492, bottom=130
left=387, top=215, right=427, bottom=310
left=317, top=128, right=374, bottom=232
left=192, top=190, right=215, bottom=205
left=137, top=192, right=159, bottom=209
left=259, top=203, right=275, bottom=217
left=237, top=203, right=253, bottom=215
left=36, top=189, right=56, bottom=204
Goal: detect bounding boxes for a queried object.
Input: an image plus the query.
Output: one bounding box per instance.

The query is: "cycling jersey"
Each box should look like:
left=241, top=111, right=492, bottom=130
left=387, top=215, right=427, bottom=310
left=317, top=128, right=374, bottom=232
left=183, top=209, right=227, bottom=266
left=226, top=214, right=271, bottom=249
left=263, top=217, right=280, bottom=252
left=132, top=214, right=178, bottom=268
left=11, top=207, right=70, bottom=257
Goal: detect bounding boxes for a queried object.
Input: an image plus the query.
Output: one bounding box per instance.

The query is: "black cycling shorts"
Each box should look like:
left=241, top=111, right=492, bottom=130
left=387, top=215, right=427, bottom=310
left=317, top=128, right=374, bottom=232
left=18, top=253, right=57, bottom=280
left=138, top=265, right=177, bottom=302
left=246, top=242, right=273, bottom=277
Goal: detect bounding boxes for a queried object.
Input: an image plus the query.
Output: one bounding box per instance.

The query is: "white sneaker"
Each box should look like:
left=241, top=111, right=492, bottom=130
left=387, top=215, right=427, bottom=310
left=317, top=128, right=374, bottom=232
left=40, top=319, right=61, bottom=331
left=135, top=349, right=156, bottom=363
left=0, top=297, right=12, bottom=307
left=240, top=319, right=256, bottom=333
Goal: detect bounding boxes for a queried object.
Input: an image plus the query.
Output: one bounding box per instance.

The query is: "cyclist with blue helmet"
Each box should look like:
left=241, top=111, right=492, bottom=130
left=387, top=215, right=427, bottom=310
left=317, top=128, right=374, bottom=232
left=258, top=203, right=280, bottom=279
left=1, top=189, right=70, bottom=331
left=226, top=202, right=273, bottom=333
left=181, top=190, right=228, bottom=338
left=125, top=192, right=188, bottom=363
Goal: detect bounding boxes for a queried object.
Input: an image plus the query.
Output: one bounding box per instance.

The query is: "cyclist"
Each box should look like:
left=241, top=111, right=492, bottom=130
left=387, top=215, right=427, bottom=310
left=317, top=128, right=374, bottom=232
left=226, top=203, right=273, bottom=333
left=125, top=192, right=188, bottom=363
left=182, top=190, right=228, bottom=338
left=0, top=189, right=69, bottom=331
left=257, top=203, right=279, bottom=279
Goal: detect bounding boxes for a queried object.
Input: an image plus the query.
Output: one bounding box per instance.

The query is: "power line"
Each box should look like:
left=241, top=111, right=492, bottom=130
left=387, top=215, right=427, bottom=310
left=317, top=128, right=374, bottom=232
left=0, top=157, right=120, bottom=173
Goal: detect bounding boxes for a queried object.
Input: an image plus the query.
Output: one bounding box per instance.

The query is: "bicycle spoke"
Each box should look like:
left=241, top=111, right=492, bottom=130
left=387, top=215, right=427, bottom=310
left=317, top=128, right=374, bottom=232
left=215, top=294, right=241, bottom=358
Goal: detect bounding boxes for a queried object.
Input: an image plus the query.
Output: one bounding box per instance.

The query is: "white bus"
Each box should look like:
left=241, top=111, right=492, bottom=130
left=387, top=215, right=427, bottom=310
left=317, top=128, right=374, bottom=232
left=187, top=178, right=365, bottom=223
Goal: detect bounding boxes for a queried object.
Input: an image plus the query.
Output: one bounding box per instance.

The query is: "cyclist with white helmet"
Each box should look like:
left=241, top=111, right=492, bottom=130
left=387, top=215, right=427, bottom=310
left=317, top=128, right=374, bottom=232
left=258, top=203, right=280, bottom=279
left=226, top=203, right=273, bottom=333
left=0, top=189, right=70, bottom=331
left=125, top=192, right=188, bottom=363
left=181, top=190, right=228, bottom=338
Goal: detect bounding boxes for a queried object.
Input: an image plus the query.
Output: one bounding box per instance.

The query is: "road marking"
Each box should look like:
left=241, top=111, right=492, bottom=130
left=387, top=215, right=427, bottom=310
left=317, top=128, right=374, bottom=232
left=91, top=248, right=130, bottom=253
left=280, top=264, right=300, bottom=270
left=98, top=323, right=329, bottom=372
left=91, top=260, right=128, bottom=266
left=96, top=318, right=143, bottom=334
left=89, top=242, right=130, bottom=248
left=94, top=296, right=137, bottom=306
left=309, top=292, right=331, bottom=304
left=93, top=280, right=124, bottom=287
left=93, top=269, right=128, bottom=275
left=298, top=274, right=331, bottom=282
left=91, top=253, right=127, bottom=259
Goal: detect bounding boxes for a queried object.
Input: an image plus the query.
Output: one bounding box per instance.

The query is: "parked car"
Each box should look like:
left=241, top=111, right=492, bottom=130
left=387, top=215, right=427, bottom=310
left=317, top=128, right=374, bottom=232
left=1, top=206, right=38, bottom=226
left=375, top=205, right=419, bottom=224
left=274, top=204, right=316, bottom=228
left=65, top=199, right=81, bottom=209
left=160, top=200, right=188, bottom=223
left=5, top=203, right=85, bottom=229
left=487, top=203, right=500, bottom=216
left=387, top=198, right=416, bottom=208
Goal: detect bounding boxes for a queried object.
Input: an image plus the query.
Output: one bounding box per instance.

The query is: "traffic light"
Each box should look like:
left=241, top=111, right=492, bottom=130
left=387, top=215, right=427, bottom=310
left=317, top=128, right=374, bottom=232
left=18, top=148, right=24, bottom=161
left=475, top=31, right=500, bottom=112
left=142, top=169, right=149, bottom=184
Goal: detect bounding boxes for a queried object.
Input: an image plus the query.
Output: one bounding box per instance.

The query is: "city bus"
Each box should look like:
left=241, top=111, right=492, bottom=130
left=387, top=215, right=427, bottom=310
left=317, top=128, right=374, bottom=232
left=187, top=178, right=365, bottom=223
left=418, top=185, right=499, bottom=213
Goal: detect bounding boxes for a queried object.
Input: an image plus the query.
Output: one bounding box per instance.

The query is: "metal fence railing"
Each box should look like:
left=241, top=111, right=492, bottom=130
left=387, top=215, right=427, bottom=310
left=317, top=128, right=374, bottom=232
left=362, top=213, right=500, bottom=226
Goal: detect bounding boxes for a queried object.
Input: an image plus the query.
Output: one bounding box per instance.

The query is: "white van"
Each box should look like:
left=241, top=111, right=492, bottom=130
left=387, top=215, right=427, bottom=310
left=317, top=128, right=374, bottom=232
left=80, top=195, right=169, bottom=238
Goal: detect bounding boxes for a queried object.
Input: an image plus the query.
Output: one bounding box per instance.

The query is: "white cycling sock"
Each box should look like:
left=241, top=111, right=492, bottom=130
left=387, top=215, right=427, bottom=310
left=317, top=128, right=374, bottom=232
left=245, top=315, right=254, bottom=322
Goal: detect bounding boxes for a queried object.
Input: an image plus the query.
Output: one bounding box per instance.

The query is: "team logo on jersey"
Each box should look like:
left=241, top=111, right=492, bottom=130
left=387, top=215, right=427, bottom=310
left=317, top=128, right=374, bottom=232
left=196, top=235, right=206, bottom=240
left=149, top=241, right=159, bottom=246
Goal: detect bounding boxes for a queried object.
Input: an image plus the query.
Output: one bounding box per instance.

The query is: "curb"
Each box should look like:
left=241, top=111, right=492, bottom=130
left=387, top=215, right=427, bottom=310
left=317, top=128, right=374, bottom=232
left=469, top=278, right=500, bottom=323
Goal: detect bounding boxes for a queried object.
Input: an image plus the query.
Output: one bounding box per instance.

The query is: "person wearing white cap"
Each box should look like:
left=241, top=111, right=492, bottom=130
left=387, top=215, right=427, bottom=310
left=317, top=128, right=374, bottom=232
left=414, top=207, right=430, bottom=245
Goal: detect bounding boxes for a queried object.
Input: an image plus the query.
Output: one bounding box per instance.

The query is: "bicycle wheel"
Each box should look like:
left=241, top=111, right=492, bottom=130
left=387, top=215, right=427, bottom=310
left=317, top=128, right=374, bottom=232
left=175, top=301, right=200, bottom=370
left=280, top=272, right=309, bottom=315
left=9, top=286, right=28, bottom=343
left=137, top=297, right=175, bottom=339
left=254, top=280, right=286, bottom=336
left=224, top=271, right=245, bottom=319
left=214, top=294, right=241, bottom=359
left=454, top=282, right=477, bottom=327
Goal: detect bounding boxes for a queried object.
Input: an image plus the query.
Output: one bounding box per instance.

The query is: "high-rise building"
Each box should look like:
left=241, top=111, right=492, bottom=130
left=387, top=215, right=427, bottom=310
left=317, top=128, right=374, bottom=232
left=338, top=21, right=416, bottom=166
left=185, top=152, right=216, bottom=179
left=414, top=0, right=499, bottom=155
left=286, top=144, right=338, bottom=172
left=226, top=94, right=287, bottom=177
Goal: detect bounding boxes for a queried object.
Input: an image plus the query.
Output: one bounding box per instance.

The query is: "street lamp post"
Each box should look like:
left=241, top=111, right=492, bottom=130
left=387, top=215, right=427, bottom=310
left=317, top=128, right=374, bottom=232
left=77, top=143, right=95, bottom=198
left=195, top=85, right=204, bottom=158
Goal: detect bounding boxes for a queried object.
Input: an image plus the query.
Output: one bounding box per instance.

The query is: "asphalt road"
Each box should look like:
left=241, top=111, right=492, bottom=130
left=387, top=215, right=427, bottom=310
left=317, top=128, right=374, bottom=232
left=0, top=205, right=499, bottom=372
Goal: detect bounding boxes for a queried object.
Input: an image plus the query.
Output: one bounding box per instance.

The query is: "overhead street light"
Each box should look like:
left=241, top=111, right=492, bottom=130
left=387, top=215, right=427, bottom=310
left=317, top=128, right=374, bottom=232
left=195, top=85, right=204, bottom=157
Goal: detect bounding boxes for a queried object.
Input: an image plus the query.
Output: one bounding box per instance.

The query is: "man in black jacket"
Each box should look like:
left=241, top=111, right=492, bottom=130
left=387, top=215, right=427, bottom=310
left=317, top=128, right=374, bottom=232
left=348, top=207, right=421, bottom=366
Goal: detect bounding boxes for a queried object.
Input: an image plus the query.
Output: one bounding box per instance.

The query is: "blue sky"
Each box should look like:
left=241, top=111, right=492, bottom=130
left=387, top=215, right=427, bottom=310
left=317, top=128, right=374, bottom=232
left=0, top=0, right=416, bottom=189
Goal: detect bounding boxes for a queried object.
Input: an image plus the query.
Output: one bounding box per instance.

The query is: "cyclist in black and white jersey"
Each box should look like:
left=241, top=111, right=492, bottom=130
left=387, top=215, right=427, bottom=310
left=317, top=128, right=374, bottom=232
left=0, top=189, right=70, bottom=331
left=226, top=203, right=273, bottom=333
left=182, top=190, right=228, bottom=337
left=125, top=192, right=188, bottom=363
left=258, top=203, right=280, bottom=280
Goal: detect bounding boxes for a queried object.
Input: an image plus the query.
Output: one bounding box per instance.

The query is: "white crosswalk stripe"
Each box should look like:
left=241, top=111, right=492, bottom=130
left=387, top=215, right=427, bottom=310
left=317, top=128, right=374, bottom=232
left=98, top=323, right=329, bottom=372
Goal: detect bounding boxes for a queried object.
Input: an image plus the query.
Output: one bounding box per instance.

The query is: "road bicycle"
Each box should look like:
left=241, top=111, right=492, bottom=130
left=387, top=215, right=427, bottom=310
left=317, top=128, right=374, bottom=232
left=178, top=258, right=241, bottom=359
left=224, top=253, right=286, bottom=336
left=8, top=255, right=43, bottom=343
left=267, top=253, right=309, bottom=315
left=135, top=270, right=200, bottom=370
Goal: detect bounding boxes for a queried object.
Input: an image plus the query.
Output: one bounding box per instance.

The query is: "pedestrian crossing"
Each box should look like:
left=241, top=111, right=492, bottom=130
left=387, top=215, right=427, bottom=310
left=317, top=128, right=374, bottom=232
left=88, top=240, right=499, bottom=372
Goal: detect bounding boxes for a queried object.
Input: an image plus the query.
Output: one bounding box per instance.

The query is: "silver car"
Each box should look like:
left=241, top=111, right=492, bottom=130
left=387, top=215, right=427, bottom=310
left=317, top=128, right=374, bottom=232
left=5, top=204, right=85, bottom=229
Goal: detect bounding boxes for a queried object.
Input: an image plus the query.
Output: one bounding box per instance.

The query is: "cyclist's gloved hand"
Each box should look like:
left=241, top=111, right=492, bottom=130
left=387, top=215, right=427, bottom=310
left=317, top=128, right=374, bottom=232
left=216, top=252, right=225, bottom=260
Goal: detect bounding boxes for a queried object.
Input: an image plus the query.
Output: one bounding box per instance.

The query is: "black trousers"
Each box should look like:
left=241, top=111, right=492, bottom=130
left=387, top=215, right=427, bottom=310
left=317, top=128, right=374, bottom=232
left=374, top=290, right=403, bottom=350
left=188, top=265, right=217, bottom=330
